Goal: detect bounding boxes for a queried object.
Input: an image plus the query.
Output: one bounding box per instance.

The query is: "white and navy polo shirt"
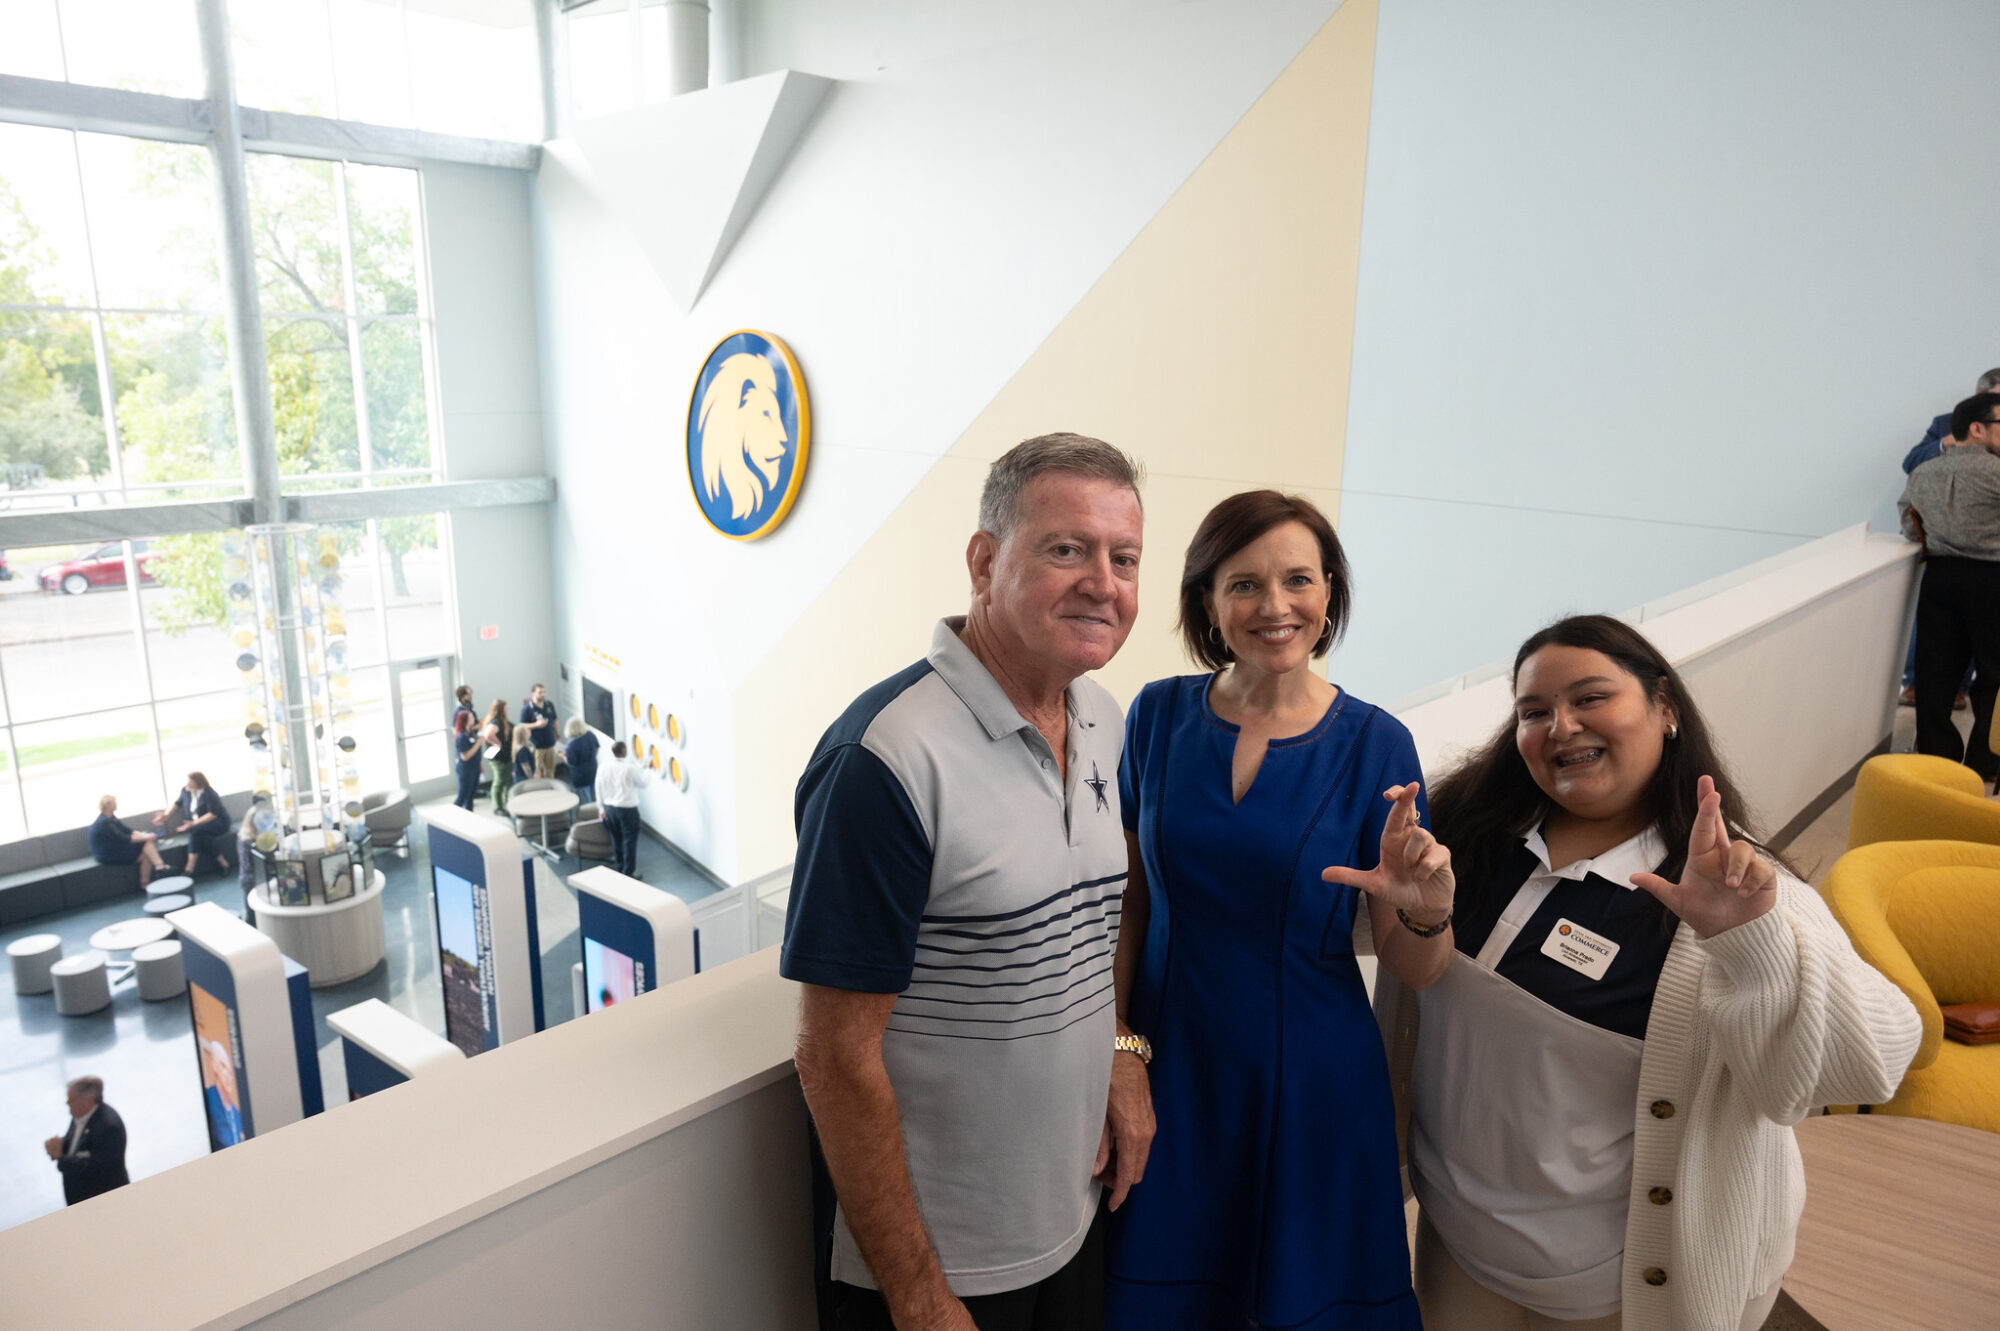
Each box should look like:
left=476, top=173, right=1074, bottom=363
left=781, top=617, right=1129, bottom=1296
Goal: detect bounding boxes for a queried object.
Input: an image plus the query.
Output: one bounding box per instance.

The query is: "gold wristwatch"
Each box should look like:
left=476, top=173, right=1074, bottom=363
left=1114, top=1033, right=1152, bottom=1064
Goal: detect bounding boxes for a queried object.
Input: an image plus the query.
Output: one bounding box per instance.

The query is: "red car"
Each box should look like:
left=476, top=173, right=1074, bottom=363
left=39, top=541, right=158, bottom=595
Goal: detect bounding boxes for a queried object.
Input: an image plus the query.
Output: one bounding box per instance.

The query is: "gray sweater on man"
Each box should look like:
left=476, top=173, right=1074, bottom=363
left=1899, top=446, right=2000, bottom=560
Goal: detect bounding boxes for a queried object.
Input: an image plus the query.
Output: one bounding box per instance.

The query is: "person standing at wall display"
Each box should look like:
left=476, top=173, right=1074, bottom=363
left=90, top=794, right=168, bottom=887
left=1104, top=490, right=1439, bottom=1331
left=521, top=683, right=560, bottom=779
left=594, top=740, right=650, bottom=878
left=452, top=690, right=483, bottom=811
left=563, top=718, right=600, bottom=807
left=481, top=699, right=514, bottom=815
left=1399, top=615, right=1919, bottom=1331
left=1895, top=368, right=1996, bottom=705
left=1899, top=391, right=2000, bottom=785
left=782, top=434, right=1144, bottom=1331
left=155, top=772, right=231, bottom=876
left=43, top=1076, right=128, bottom=1205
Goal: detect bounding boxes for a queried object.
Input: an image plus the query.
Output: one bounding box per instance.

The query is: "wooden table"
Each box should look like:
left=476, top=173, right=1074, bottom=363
left=1785, top=1114, right=2000, bottom=1330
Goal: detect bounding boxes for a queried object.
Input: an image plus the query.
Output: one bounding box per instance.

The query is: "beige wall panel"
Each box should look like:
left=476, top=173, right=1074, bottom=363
left=733, top=0, right=1379, bottom=881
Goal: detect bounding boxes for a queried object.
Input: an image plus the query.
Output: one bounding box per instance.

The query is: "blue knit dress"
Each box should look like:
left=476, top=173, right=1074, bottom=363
left=1105, top=675, right=1424, bottom=1331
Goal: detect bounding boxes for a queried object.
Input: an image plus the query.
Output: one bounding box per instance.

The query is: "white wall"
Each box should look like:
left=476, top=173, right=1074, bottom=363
left=1330, top=0, right=2000, bottom=705
left=421, top=161, right=557, bottom=700
left=532, top=0, right=1344, bottom=880
left=733, top=0, right=1201, bottom=81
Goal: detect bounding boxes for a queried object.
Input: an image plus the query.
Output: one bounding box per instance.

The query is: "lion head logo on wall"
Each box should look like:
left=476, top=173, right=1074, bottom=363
left=685, top=331, right=811, bottom=541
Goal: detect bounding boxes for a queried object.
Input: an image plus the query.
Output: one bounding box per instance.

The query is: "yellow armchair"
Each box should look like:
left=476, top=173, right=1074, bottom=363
left=1846, top=753, right=2000, bottom=850
left=1820, top=839, right=2000, bottom=1132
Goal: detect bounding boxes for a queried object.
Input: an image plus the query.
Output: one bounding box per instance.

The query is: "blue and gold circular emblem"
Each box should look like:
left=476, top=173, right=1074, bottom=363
left=685, top=330, right=810, bottom=540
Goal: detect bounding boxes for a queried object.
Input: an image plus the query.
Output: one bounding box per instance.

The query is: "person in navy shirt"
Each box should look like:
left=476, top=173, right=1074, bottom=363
left=88, top=794, right=167, bottom=886
left=562, top=718, right=600, bottom=806
left=520, top=683, right=559, bottom=778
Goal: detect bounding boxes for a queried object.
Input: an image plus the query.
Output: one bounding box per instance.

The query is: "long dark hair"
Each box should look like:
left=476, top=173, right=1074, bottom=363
left=1429, top=614, right=1792, bottom=922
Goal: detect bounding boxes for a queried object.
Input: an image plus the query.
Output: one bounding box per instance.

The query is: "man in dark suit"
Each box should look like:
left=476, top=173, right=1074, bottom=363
left=43, top=1075, right=129, bottom=1204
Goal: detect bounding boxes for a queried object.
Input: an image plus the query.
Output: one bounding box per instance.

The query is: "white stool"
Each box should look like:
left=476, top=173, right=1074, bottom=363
left=8, top=933, right=63, bottom=994
left=133, top=940, right=186, bottom=1001
left=50, top=953, right=112, bottom=1016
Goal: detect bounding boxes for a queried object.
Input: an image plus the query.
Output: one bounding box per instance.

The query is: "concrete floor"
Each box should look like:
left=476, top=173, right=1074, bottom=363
left=0, top=797, right=717, bottom=1234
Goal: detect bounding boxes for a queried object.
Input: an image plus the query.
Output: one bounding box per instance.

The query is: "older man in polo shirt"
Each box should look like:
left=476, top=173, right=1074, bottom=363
left=784, top=434, right=1151, bottom=1331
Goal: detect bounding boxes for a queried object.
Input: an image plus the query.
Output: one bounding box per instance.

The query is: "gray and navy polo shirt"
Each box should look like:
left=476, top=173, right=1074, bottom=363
left=781, top=617, right=1128, bottom=1296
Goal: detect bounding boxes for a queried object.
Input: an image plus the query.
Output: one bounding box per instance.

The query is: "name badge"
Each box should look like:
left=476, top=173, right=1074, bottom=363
left=1540, top=918, right=1620, bottom=980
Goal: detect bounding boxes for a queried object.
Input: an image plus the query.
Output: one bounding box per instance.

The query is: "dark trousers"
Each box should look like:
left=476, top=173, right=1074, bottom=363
left=604, top=804, right=639, bottom=876
left=454, top=759, right=480, bottom=810
left=827, top=1209, right=1105, bottom=1331
left=187, top=821, right=232, bottom=868
left=1914, top=556, right=2000, bottom=781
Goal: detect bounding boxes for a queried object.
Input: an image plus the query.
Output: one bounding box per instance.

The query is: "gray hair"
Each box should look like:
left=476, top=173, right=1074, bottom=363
left=1978, top=368, right=2000, bottom=394
left=977, top=432, right=1144, bottom=539
left=564, top=717, right=587, bottom=740
left=67, top=1075, right=103, bottom=1102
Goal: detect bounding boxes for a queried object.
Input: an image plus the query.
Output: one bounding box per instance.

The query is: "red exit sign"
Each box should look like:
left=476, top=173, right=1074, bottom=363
left=479, top=625, right=499, bottom=641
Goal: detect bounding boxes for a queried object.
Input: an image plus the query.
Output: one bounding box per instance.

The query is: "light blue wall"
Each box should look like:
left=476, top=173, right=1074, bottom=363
left=1329, top=0, right=2000, bottom=703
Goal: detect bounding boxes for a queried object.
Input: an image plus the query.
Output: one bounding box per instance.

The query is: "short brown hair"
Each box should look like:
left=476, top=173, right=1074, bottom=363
left=978, top=433, right=1143, bottom=538
left=1177, top=490, right=1351, bottom=671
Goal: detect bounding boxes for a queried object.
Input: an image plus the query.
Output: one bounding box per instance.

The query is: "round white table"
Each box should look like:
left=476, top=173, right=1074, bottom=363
left=89, top=918, right=175, bottom=954
left=251, top=868, right=387, bottom=987
left=146, top=875, right=193, bottom=898
left=509, top=788, right=579, bottom=859
left=142, top=893, right=192, bottom=915
left=89, top=917, right=176, bottom=987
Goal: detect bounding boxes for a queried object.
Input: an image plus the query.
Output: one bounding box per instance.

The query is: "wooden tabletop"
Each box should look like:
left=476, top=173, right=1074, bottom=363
left=1785, top=1114, right=2000, bottom=1330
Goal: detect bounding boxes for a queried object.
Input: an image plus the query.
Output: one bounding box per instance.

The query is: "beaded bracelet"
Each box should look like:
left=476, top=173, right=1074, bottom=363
left=1396, top=907, right=1451, bottom=938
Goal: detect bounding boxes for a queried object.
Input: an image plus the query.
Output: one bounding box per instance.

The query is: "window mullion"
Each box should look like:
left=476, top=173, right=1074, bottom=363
left=332, top=163, right=375, bottom=486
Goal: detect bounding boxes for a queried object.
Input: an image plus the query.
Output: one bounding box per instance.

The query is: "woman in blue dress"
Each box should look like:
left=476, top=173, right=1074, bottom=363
left=1104, top=490, right=1456, bottom=1331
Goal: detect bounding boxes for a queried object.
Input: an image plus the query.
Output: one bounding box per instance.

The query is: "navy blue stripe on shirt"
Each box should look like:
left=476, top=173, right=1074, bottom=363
left=911, top=906, right=1121, bottom=959
left=913, top=927, right=1116, bottom=975
left=908, top=944, right=1114, bottom=991
left=921, top=872, right=1128, bottom=924
left=885, top=993, right=1116, bottom=1041
left=918, top=894, right=1121, bottom=944
left=889, top=978, right=1116, bottom=1028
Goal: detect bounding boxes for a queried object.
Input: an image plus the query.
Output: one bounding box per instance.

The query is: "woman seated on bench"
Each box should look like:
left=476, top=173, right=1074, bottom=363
left=91, top=794, right=168, bottom=887
left=154, top=771, right=233, bottom=877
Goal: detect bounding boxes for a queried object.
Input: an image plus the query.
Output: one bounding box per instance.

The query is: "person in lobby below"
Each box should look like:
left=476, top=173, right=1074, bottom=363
left=43, top=1076, right=128, bottom=1205
left=452, top=698, right=484, bottom=812
left=1399, top=614, right=1920, bottom=1331
left=563, top=717, right=600, bottom=807
left=1105, top=490, right=1443, bottom=1331
left=511, top=722, right=537, bottom=786
left=480, top=699, right=514, bottom=815
left=450, top=685, right=481, bottom=810
left=154, top=771, right=231, bottom=877
left=521, top=682, right=560, bottom=779
left=594, top=740, right=650, bottom=878
left=1894, top=369, right=1995, bottom=707
left=89, top=794, right=168, bottom=887
left=783, top=434, right=1144, bottom=1331
left=1899, top=390, right=2000, bottom=787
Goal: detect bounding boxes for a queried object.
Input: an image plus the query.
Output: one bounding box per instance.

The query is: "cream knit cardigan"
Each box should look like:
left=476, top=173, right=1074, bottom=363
left=1373, top=873, right=1922, bottom=1331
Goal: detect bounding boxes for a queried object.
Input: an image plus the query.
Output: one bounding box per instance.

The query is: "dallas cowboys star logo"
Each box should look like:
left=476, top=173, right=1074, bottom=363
left=1085, top=761, right=1110, bottom=813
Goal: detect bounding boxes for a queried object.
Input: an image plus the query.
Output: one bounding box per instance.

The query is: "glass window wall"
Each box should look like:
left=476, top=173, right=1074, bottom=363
left=0, top=3, right=487, bottom=841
